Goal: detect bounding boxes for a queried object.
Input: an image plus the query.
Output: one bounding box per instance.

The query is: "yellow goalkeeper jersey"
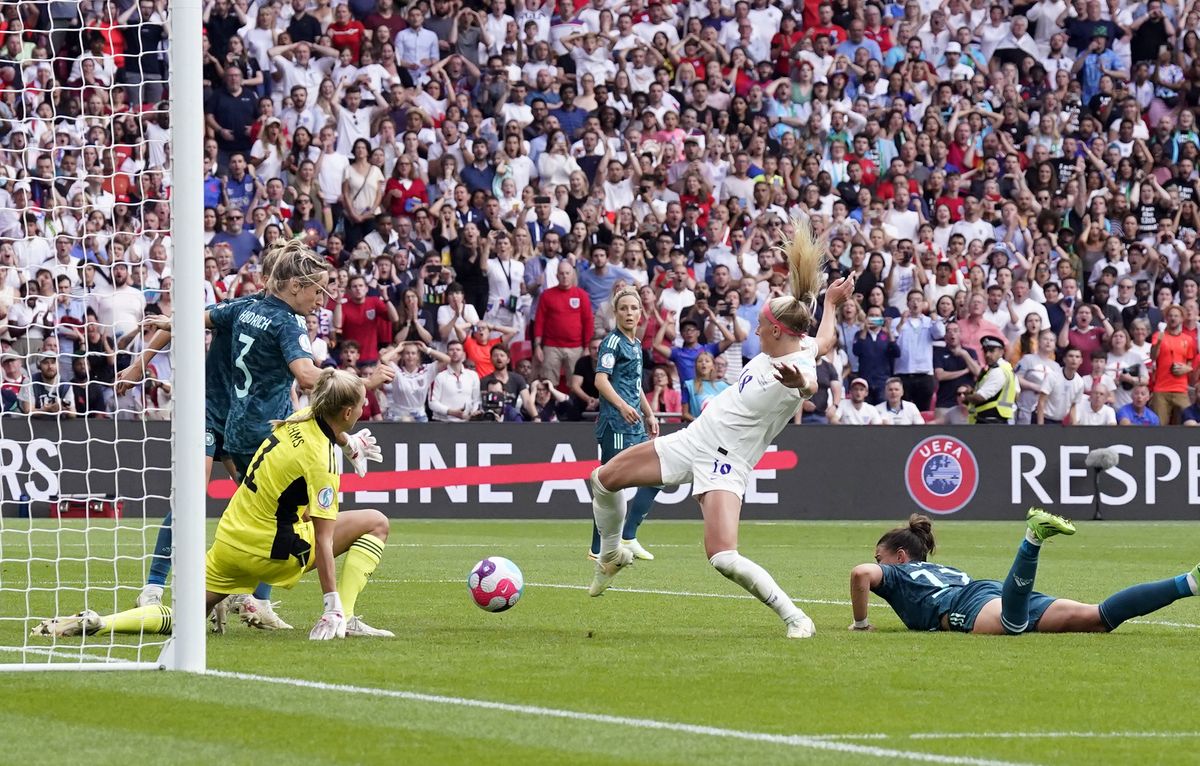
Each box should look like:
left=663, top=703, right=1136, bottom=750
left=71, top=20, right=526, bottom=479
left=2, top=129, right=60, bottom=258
left=214, top=408, right=340, bottom=566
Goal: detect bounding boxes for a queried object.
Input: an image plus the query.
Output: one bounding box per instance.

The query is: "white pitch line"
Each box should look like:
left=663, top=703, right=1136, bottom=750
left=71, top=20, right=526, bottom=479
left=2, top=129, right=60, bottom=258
left=526, top=580, right=859, bottom=607
left=908, top=732, right=1200, bottom=741
left=807, top=732, right=1200, bottom=742
left=205, top=669, right=1028, bottom=766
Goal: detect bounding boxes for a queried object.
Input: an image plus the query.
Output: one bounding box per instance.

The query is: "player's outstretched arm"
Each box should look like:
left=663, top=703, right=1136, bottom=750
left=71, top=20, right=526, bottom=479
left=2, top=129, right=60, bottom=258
left=849, top=563, right=883, bottom=631
left=816, top=275, right=856, bottom=357
left=309, top=516, right=346, bottom=640
left=115, top=316, right=175, bottom=395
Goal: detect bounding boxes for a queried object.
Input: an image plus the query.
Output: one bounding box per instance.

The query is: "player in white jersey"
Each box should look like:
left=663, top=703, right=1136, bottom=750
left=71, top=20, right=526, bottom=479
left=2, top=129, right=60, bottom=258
left=587, top=221, right=856, bottom=638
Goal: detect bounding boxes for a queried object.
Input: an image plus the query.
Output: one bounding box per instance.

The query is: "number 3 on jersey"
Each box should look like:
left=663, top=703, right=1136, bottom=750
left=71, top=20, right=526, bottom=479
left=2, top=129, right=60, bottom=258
left=234, top=334, right=255, bottom=398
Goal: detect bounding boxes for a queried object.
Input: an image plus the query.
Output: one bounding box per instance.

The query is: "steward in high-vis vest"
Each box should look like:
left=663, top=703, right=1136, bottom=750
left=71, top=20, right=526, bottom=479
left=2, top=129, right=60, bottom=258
left=967, top=335, right=1016, bottom=424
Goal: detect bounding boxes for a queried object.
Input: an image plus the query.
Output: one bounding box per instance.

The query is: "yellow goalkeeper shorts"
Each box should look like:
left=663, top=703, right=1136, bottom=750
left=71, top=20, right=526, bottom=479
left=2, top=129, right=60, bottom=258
left=204, top=522, right=314, bottom=594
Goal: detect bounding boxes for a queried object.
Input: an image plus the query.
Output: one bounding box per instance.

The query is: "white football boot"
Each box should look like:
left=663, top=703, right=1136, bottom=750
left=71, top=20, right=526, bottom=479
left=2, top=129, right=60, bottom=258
left=345, top=616, right=395, bottom=637
left=239, top=596, right=294, bottom=630
left=31, top=610, right=103, bottom=638
left=588, top=546, right=634, bottom=596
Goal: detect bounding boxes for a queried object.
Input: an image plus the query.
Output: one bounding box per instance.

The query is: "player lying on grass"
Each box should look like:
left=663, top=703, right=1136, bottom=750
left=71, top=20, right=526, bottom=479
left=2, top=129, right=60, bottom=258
left=116, top=241, right=389, bottom=630
left=33, top=369, right=394, bottom=641
left=588, top=220, right=855, bottom=638
left=850, top=510, right=1199, bottom=634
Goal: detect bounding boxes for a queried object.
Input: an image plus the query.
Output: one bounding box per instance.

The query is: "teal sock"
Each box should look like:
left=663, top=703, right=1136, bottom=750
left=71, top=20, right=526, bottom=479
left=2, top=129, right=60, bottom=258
left=1000, top=539, right=1041, bottom=634
left=146, top=511, right=172, bottom=586
left=622, top=487, right=660, bottom=541
left=252, top=582, right=272, bottom=600
left=1098, top=576, right=1194, bottom=631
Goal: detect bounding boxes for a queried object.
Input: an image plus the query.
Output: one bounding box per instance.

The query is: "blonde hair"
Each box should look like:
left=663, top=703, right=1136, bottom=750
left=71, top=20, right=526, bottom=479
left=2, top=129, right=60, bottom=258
left=768, top=217, right=828, bottom=336
left=611, top=285, right=640, bottom=311
left=273, top=368, right=364, bottom=427
left=265, top=239, right=328, bottom=295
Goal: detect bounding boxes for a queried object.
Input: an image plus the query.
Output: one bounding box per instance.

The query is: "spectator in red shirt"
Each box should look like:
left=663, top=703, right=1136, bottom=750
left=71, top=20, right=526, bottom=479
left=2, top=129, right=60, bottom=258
left=385, top=156, right=428, bottom=218
left=770, top=16, right=803, bottom=77
left=334, top=274, right=398, bottom=364
left=328, top=4, right=367, bottom=62
left=1149, top=305, right=1199, bottom=424
left=533, top=260, right=593, bottom=383
left=806, top=3, right=846, bottom=46
left=464, top=321, right=518, bottom=378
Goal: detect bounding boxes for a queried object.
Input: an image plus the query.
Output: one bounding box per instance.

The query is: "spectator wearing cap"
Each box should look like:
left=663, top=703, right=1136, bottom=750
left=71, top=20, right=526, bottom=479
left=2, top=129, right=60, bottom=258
left=1117, top=383, right=1160, bottom=425
left=0, top=351, right=30, bottom=415
left=29, top=353, right=74, bottom=419
left=833, top=377, right=883, bottom=425
left=967, top=335, right=1016, bottom=424
left=652, top=309, right=730, bottom=387
left=936, top=42, right=973, bottom=81
left=1073, top=28, right=1127, bottom=105
left=1149, top=305, right=1198, bottom=424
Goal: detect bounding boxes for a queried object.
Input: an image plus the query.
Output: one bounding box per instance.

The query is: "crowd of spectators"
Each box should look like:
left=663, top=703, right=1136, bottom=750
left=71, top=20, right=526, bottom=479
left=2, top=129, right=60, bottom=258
left=2, top=0, right=1200, bottom=426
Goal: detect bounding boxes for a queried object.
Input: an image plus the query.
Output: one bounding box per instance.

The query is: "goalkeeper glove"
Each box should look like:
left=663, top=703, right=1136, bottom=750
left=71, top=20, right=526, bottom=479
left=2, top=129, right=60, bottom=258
left=309, top=592, right=346, bottom=640
left=341, top=429, right=382, bottom=477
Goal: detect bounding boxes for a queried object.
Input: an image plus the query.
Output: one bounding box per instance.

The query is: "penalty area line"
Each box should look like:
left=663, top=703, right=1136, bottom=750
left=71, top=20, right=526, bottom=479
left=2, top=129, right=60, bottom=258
left=205, top=669, right=1028, bottom=766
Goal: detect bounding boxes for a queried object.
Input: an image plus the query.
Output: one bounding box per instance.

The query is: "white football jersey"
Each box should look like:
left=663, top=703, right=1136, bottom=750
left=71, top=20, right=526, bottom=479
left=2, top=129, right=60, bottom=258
left=685, top=341, right=817, bottom=469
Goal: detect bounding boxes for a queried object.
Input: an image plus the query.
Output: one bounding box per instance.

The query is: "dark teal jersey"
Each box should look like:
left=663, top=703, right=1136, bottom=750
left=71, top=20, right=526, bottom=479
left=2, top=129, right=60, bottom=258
left=874, top=561, right=974, bottom=631
left=205, top=294, right=261, bottom=434
left=209, top=295, right=312, bottom=455
left=595, top=330, right=644, bottom=437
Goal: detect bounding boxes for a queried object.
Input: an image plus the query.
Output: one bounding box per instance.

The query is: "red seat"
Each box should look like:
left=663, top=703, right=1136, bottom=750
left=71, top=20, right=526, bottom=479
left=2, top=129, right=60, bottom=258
left=509, top=340, right=532, bottom=363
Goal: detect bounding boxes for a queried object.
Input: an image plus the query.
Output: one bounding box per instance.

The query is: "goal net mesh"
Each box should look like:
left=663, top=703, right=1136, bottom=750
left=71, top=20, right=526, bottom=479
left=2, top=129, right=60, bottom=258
left=0, top=1, right=176, bottom=667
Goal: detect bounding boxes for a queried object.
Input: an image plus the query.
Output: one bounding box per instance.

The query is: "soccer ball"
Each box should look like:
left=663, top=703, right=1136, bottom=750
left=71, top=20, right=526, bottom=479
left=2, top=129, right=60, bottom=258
left=467, top=557, right=524, bottom=612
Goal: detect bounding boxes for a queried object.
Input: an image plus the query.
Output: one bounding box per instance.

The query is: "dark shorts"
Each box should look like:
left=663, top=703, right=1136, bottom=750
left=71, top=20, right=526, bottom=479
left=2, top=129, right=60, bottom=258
left=597, top=427, right=648, bottom=463
left=205, top=427, right=226, bottom=460
left=227, top=451, right=255, bottom=481
left=942, top=580, right=1057, bottom=633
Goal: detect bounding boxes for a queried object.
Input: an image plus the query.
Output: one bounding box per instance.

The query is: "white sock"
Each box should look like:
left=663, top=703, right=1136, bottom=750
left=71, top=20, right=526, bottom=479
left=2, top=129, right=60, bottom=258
left=1025, top=529, right=1042, bottom=546
left=1187, top=572, right=1198, bottom=596
left=709, top=550, right=801, bottom=622
left=591, top=469, right=626, bottom=557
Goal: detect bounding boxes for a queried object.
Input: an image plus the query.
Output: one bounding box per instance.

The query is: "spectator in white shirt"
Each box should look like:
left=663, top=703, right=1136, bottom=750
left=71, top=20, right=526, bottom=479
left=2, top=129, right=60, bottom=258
left=429, top=339, right=481, bottom=421
left=1072, top=383, right=1117, bottom=426
left=1039, top=346, right=1085, bottom=425
left=395, top=7, right=440, bottom=81
left=834, top=377, right=884, bottom=424
left=876, top=377, right=925, bottom=424
left=388, top=341, right=451, bottom=421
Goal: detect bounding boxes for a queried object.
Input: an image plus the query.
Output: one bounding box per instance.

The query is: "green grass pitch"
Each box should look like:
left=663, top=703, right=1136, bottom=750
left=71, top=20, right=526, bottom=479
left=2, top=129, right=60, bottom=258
left=1, top=518, right=1198, bottom=765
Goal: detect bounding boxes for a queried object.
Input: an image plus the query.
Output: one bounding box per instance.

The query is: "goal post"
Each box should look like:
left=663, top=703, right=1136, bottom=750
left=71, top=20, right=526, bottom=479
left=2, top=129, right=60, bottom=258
left=168, top=0, right=206, bottom=674
left=0, top=0, right=205, bottom=672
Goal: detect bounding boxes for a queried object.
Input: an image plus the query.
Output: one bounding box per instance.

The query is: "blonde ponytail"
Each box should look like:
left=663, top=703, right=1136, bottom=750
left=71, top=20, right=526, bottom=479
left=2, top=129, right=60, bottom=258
left=765, top=217, right=829, bottom=336
left=273, top=368, right=364, bottom=427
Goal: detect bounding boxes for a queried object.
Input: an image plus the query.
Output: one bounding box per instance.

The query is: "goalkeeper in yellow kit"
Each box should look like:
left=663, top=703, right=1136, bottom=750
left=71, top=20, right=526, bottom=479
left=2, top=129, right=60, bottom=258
left=33, top=369, right=393, bottom=640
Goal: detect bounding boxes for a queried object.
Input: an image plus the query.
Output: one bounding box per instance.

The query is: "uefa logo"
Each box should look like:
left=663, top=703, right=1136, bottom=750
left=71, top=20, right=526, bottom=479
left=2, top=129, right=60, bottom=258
left=904, top=436, right=979, bottom=515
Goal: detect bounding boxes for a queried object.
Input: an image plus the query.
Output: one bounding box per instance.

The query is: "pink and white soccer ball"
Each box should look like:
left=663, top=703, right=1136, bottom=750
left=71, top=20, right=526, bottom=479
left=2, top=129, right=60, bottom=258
left=467, top=557, right=524, bottom=612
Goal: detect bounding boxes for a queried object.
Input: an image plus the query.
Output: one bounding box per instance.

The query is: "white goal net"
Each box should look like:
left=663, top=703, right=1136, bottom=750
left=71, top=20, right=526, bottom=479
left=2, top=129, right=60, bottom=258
left=0, top=0, right=202, bottom=670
